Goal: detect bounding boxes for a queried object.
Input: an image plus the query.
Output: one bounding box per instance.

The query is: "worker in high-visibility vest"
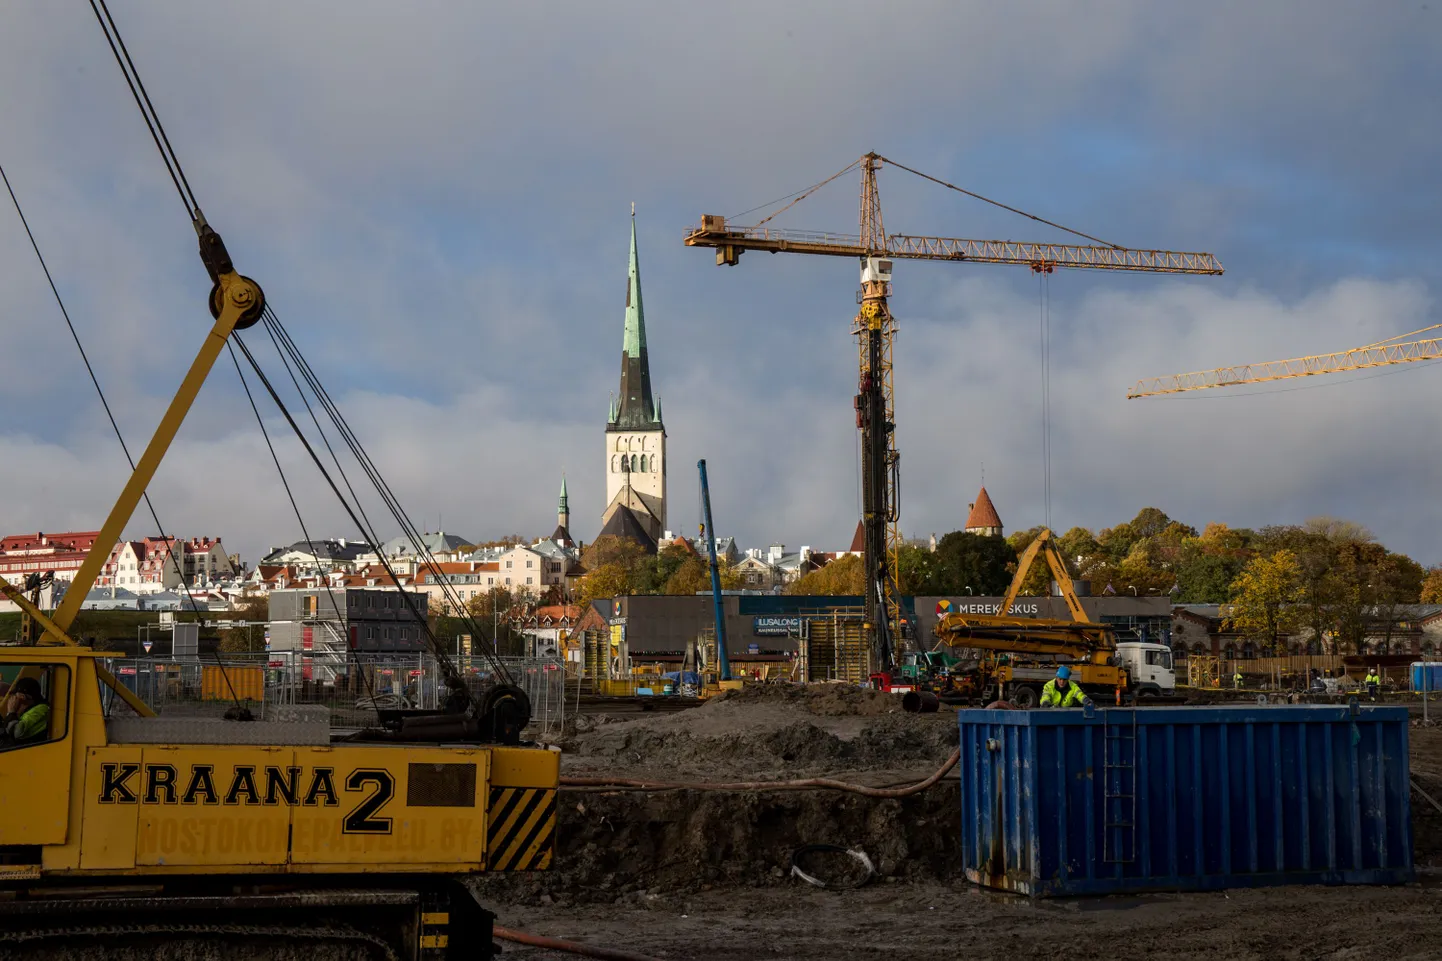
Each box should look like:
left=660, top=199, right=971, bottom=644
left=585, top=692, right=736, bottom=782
left=1233, top=670, right=1243, bottom=690
left=1039, top=665, right=1091, bottom=708
left=1365, top=667, right=1381, bottom=700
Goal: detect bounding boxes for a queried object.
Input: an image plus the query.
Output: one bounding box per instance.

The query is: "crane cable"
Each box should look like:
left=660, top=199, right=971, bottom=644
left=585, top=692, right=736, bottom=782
left=2, top=161, right=210, bottom=625
left=877, top=155, right=1124, bottom=250
left=88, top=0, right=199, bottom=221
left=86, top=2, right=515, bottom=692
left=1039, top=271, right=1053, bottom=530
left=225, top=341, right=377, bottom=701
left=259, top=307, right=511, bottom=678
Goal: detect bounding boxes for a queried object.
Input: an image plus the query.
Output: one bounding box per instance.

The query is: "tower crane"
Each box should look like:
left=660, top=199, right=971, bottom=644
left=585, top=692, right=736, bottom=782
left=1127, top=324, right=1442, bottom=397
left=686, top=152, right=1222, bottom=672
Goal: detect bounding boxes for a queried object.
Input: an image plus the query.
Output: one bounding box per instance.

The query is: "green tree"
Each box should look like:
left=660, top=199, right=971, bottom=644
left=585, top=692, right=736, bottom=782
left=1225, top=549, right=1307, bottom=656
left=896, top=543, right=940, bottom=595
left=931, top=532, right=1015, bottom=596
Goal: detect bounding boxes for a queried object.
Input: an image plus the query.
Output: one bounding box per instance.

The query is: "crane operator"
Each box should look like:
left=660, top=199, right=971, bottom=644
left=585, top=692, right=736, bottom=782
left=2, top=676, right=50, bottom=743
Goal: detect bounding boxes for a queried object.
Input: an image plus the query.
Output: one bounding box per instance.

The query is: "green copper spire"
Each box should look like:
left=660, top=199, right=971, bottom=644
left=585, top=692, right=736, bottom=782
left=611, top=205, right=660, bottom=431
left=623, top=209, right=647, bottom=359
left=558, top=475, right=569, bottom=513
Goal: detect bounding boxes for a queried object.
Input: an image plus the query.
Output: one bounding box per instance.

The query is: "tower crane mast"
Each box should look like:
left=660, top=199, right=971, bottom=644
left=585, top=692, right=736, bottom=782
left=686, top=153, right=1221, bottom=672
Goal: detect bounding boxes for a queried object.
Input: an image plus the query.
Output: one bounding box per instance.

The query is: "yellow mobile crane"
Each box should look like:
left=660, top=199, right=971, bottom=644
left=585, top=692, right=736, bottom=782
left=934, top=529, right=1177, bottom=706
left=686, top=154, right=1221, bottom=674
left=0, top=8, right=554, bottom=958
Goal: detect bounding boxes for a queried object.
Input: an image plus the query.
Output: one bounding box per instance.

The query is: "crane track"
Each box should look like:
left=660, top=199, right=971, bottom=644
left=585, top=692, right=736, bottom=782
left=0, top=921, right=399, bottom=960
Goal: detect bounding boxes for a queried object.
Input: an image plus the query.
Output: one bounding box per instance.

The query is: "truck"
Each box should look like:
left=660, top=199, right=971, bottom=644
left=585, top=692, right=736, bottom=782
left=932, top=528, right=1176, bottom=707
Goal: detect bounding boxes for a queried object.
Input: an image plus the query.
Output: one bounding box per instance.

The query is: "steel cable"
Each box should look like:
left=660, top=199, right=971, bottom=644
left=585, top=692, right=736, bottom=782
left=260, top=309, right=509, bottom=675
left=88, top=0, right=198, bottom=219
left=878, top=155, right=1124, bottom=249
left=2, top=161, right=208, bottom=623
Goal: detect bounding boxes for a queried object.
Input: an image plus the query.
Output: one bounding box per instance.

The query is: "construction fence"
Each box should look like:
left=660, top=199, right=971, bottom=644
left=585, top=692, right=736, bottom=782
left=103, top=651, right=568, bottom=738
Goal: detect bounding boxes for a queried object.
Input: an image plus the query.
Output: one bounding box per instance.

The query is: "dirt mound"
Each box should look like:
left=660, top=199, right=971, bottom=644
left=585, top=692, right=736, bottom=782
left=471, top=782, right=963, bottom=907
left=568, top=713, right=955, bottom=779
left=710, top=682, right=900, bottom=717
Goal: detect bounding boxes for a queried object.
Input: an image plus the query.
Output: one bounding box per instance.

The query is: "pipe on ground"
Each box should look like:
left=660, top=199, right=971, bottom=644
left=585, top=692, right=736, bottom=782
left=559, top=747, right=961, bottom=798
left=493, top=925, right=664, bottom=961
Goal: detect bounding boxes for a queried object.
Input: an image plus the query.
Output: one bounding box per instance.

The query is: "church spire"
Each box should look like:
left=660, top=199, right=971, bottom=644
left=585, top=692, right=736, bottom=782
left=558, top=475, right=569, bottom=527
left=611, top=206, right=659, bottom=431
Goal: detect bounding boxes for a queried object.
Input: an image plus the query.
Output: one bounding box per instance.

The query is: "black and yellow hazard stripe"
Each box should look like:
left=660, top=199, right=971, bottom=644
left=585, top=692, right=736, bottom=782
left=486, top=786, right=556, bottom=870
left=418, top=911, right=449, bottom=956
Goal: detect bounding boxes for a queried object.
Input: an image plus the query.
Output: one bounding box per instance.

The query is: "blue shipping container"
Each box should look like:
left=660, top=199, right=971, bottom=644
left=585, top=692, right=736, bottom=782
left=958, top=704, right=1413, bottom=896
left=1411, top=662, right=1442, bottom=692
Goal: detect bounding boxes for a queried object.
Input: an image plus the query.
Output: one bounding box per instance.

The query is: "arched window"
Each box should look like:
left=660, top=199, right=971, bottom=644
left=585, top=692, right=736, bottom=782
left=639, top=455, right=648, bottom=473
left=631, top=454, right=639, bottom=473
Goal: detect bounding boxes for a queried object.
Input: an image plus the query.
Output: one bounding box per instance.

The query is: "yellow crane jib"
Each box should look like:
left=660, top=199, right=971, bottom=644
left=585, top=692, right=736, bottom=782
left=1127, top=323, right=1442, bottom=398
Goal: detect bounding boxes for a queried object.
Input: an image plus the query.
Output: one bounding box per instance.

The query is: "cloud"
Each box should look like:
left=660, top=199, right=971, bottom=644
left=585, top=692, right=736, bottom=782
left=0, top=2, right=1439, bottom=567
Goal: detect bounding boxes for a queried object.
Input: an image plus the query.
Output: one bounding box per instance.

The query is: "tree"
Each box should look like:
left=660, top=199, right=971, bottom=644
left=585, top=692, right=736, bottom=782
left=577, top=563, right=635, bottom=606
left=1226, top=549, right=1307, bottom=657
left=787, top=554, right=865, bottom=595
left=931, top=532, right=1015, bottom=596
left=1005, top=527, right=1051, bottom=596
left=662, top=555, right=711, bottom=596
left=1422, top=568, right=1442, bottom=604
left=896, top=543, right=940, bottom=595
left=218, top=589, right=269, bottom=653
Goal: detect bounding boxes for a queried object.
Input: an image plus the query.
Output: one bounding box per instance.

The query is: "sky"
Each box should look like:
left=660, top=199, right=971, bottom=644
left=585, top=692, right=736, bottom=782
left=1, top=2, right=1441, bottom=566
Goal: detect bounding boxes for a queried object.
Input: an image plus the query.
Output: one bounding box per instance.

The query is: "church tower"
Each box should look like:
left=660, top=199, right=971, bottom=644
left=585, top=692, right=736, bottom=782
left=602, top=209, right=667, bottom=548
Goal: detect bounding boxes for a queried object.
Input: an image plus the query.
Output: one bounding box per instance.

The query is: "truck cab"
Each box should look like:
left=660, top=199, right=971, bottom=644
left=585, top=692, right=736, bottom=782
left=1115, top=642, right=1176, bottom=698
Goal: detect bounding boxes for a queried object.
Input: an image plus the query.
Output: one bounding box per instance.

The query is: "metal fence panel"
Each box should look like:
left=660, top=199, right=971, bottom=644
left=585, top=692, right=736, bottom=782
left=104, top=652, right=566, bottom=737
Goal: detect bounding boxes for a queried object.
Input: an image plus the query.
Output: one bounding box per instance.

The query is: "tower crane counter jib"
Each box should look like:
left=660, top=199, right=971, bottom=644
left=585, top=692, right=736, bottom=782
left=686, top=153, right=1220, bottom=675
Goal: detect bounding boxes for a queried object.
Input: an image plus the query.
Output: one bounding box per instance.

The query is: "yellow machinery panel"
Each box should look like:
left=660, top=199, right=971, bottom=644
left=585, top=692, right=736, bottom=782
left=75, top=743, right=540, bottom=873
left=288, top=746, right=491, bottom=868
left=79, top=747, right=141, bottom=870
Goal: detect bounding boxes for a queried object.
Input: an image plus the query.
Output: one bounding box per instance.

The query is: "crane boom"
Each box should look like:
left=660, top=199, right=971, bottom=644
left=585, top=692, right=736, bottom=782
left=685, top=219, right=1224, bottom=274
left=1127, top=325, right=1442, bottom=398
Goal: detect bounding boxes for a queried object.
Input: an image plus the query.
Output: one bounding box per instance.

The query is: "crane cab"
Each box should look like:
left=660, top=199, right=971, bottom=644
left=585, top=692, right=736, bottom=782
left=860, top=256, right=893, bottom=284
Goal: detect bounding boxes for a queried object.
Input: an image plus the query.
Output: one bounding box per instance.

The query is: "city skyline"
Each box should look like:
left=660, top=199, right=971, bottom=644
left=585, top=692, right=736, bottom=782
left=1, top=4, right=1439, bottom=565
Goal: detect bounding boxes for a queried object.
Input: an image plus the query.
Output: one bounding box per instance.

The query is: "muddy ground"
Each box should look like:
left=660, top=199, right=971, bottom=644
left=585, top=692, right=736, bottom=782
left=6, top=688, right=1438, bottom=960
left=484, top=685, right=1442, bottom=960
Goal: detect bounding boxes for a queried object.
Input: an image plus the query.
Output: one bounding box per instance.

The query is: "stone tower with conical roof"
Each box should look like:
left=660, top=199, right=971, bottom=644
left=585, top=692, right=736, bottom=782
left=964, top=487, right=1004, bottom=538
left=603, top=208, right=667, bottom=543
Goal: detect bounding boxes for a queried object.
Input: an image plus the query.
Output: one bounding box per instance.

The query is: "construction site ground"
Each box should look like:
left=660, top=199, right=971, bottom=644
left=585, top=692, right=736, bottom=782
left=10, top=688, right=1438, bottom=961
left=480, top=685, right=1442, bottom=961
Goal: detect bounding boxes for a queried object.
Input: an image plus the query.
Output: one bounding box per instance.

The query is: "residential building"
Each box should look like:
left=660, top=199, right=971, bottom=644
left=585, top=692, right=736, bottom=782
left=517, top=603, right=584, bottom=660
left=0, top=530, right=102, bottom=585
left=98, top=536, right=239, bottom=594
left=602, top=210, right=667, bottom=549
left=260, top=538, right=368, bottom=571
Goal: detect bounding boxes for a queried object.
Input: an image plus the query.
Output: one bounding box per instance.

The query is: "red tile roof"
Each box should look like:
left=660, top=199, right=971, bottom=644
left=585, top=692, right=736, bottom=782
left=965, top=487, right=1003, bottom=531
left=848, top=519, right=865, bottom=554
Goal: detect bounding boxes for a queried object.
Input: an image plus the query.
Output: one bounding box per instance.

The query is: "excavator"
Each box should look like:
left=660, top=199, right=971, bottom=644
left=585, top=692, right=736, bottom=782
left=932, top=529, right=1176, bottom=707
left=0, top=12, right=555, bottom=959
